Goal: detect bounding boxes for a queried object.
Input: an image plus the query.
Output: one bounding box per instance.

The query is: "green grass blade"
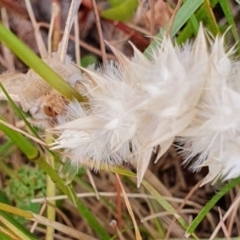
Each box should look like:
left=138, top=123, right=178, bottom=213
left=0, top=140, right=13, bottom=156
left=0, top=23, right=85, bottom=102
left=0, top=232, right=12, bottom=240
left=0, top=116, right=39, bottom=160
left=144, top=0, right=204, bottom=58
left=177, top=0, right=219, bottom=44
left=0, top=210, right=37, bottom=240
left=186, top=11, right=199, bottom=36
left=201, top=0, right=219, bottom=35
left=170, top=0, right=204, bottom=37
left=35, top=157, right=110, bottom=239
left=219, top=0, right=240, bottom=53
left=0, top=83, right=39, bottom=138
left=142, top=180, right=199, bottom=240
left=186, top=177, right=240, bottom=237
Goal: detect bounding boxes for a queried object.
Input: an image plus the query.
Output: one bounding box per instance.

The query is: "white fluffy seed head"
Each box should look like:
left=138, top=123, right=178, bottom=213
left=51, top=25, right=240, bottom=187
left=178, top=32, right=240, bottom=185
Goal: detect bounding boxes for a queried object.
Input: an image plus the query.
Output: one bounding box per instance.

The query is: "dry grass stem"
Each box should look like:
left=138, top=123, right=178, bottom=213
left=30, top=203, right=47, bottom=233
left=48, top=1, right=60, bottom=55
left=148, top=0, right=155, bottom=37
left=74, top=15, right=81, bottom=65
left=32, top=214, right=98, bottom=240
left=210, top=193, right=240, bottom=239
left=86, top=169, right=100, bottom=200
left=116, top=174, right=142, bottom=240
left=0, top=119, right=47, bottom=146
left=58, top=0, right=82, bottom=63
left=38, top=22, right=116, bottom=59
left=1, top=7, right=14, bottom=71
left=25, top=0, right=48, bottom=58
left=91, top=0, right=107, bottom=67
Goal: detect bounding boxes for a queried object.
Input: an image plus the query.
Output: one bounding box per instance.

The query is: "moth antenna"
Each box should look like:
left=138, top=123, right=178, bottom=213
left=0, top=73, right=25, bottom=103
left=24, top=0, right=48, bottom=58
left=58, top=0, right=81, bottom=63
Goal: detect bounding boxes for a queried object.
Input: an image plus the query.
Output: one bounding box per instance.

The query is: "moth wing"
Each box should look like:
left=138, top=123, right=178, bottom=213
left=0, top=72, right=25, bottom=103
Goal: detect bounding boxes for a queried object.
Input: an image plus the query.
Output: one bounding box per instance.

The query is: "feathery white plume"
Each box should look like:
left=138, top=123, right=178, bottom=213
left=51, top=63, right=140, bottom=170
left=51, top=24, right=212, bottom=186
left=178, top=33, right=240, bottom=186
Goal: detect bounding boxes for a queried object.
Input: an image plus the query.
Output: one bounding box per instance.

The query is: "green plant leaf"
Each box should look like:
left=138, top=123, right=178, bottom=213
left=4, top=166, right=45, bottom=224
left=0, top=232, right=12, bottom=240
left=81, top=54, right=98, bottom=68
left=101, top=0, right=138, bottom=21
left=108, top=0, right=122, bottom=7
left=0, top=190, right=10, bottom=205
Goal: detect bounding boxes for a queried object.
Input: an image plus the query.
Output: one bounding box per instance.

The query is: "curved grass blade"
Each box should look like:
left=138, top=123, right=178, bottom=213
left=186, top=177, right=240, bottom=237
left=0, top=83, right=39, bottom=138
left=142, top=180, right=199, bottom=240
left=0, top=116, right=39, bottom=160
left=170, top=0, right=204, bottom=37
left=219, top=0, right=240, bottom=54
left=144, top=0, right=203, bottom=58
left=0, top=205, right=37, bottom=240
left=177, top=0, right=219, bottom=44
left=0, top=140, right=13, bottom=156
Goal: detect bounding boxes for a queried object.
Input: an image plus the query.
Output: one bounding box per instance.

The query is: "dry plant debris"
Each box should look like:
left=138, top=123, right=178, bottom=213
left=0, top=0, right=240, bottom=239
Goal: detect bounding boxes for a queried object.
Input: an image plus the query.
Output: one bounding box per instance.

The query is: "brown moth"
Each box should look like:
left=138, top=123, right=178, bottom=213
left=0, top=0, right=82, bottom=127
